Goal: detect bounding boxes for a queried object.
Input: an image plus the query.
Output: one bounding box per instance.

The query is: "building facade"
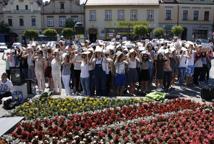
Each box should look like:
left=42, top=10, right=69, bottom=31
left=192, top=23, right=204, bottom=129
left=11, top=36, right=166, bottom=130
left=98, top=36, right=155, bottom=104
left=0, top=0, right=8, bottom=22
left=160, top=0, right=214, bottom=40
left=42, top=0, right=84, bottom=30
left=3, top=0, right=42, bottom=40
left=85, top=0, right=159, bottom=41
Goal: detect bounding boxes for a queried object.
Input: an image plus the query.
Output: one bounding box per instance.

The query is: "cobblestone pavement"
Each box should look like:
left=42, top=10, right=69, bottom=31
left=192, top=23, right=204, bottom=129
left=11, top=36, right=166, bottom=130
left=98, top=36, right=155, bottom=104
left=0, top=53, right=213, bottom=117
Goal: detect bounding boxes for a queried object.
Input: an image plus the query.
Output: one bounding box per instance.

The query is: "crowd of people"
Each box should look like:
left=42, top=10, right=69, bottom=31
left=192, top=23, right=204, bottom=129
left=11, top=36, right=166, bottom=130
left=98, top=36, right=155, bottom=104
left=1, top=37, right=213, bottom=97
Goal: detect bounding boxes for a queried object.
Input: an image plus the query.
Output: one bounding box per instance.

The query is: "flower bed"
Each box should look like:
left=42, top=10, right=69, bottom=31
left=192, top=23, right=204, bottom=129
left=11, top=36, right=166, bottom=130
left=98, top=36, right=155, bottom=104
left=6, top=99, right=207, bottom=143
left=14, top=97, right=147, bottom=119
left=89, top=109, right=214, bottom=144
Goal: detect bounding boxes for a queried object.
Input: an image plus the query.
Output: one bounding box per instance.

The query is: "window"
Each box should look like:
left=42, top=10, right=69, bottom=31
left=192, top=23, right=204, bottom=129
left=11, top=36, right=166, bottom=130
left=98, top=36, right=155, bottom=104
left=183, top=10, right=188, bottom=21
left=89, top=10, right=96, bottom=21
left=8, top=18, right=12, bottom=26
left=147, top=10, right=154, bottom=21
left=105, top=10, right=112, bottom=21
left=130, top=10, right=137, bottom=21
left=25, top=5, right=28, bottom=10
left=47, top=16, right=54, bottom=27
left=165, top=9, right=171, bottom=20
left=19, top=18, right=24, bottom=26
left=16, top=5, right=19, bottom=10
left=59, top=16, right=66, bottom=27
left=60, top=2, right=64, bottom=9
left=204, top=11, right=209, bottom=21
left=193, top=10, right=199, bottom=21
left=31, top=17, right=36, bottom=26
left=118, top=10, right=125, bottom=21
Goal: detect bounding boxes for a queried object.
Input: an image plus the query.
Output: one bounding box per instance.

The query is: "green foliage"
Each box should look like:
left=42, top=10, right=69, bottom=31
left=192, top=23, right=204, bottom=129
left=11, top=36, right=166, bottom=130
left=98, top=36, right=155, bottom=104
left=153, top=27, right=165, bottom=38
left=133, top=25, right=148, bottom=37
left=23, top=29, right=38, bottom=40
left=171, top=25, right=184, bottom=37
left=0, top=21, right=10, bottom=33
left=43, top=28, right=57, bottom=37
left=65, top=18, right=76, bottom=28
left=62, top=28, right=74, bottom=39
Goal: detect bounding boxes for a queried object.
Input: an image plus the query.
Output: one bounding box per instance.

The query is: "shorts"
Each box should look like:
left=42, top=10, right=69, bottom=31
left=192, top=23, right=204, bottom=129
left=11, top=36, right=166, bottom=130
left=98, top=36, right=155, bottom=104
left=186, top=65, right=194, bottom=76
left=115, top=74, right=126, bottom=87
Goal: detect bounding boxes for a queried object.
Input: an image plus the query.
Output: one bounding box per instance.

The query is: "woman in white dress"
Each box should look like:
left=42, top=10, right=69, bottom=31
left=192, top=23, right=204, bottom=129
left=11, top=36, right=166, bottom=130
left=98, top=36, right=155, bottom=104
left=51, top=49, right=62, bottom=95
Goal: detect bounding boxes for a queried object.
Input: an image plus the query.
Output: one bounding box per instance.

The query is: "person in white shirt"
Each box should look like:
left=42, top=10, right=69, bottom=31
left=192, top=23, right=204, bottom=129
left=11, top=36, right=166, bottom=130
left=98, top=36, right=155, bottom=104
left=80, top=51, right=90, bottom=96
left=51, top=49, right=62, bottom=95
left=127, top=49, right=140, bottom=95
left=61, top=53, right=71, bottom=96
left=186, top=48, right=195, bottom=85
left=73, top=52, right=82, bottom=94
left=33, top=50, right=45, bottom=93
left=114, top=51, right=128, bottom=96
left=0, top=73, right=13, bottom=104
left=178, top=49, right=188, bottom=85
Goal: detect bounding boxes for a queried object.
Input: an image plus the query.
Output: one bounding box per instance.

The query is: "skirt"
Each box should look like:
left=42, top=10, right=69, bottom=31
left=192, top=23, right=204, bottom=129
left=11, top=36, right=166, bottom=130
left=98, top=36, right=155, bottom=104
left=139, top=69, right=150, bottom=81
left=115, top=73, right=126, bottom=87
left=127, top=68, right=138, bottom=84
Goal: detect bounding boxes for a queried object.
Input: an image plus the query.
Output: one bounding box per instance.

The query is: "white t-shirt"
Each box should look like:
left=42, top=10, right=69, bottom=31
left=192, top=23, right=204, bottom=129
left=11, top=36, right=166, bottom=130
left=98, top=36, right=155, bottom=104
left=179, top=55, right=188, bottom=68
left=186, top=53, right=195, bottom=66
left=80, top=62, right=89, bottom=78
left=0, top=79, right=13, bottom=94
left=128, top=59, right=137, bottom=69
left=73, top=54, right=81, bottom=70
left=51, top=58, right=61, bottom=74
left=115, top=62, right=126, bottom=74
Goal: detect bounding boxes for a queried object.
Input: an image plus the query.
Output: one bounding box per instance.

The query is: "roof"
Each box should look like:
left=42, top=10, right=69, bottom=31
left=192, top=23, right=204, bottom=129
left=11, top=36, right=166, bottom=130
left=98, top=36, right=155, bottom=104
left=86, top=0, right=159, bottom=6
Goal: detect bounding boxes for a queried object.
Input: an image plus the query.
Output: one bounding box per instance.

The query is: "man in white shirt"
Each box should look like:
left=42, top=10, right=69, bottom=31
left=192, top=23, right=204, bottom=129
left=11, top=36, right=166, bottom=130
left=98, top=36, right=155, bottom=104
left=0, top=73, right=13, bottom=104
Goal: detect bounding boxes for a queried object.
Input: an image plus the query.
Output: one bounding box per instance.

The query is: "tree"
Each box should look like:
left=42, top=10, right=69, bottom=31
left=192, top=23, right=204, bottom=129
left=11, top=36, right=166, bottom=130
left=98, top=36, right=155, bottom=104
left=24, top=29, right=38, bottom=40
left=0, top=21, right=10, bottom=33
left=43, top=28, right=57, bottom=37
left=153, top=27, right=165, bottom=38
left=133, top=25, right=148, bottom=38
left=171, top=25, right=184, bottom=37
left=62, top=28, right=74, bottom=39
left=65, top=18, right=76, bottom=28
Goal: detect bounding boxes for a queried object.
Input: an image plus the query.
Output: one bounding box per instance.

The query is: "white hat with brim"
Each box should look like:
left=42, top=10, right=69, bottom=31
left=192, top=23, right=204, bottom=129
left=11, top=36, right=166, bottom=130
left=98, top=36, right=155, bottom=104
left=82, top=51, right=90, bottom=55
left=53, top=49, right=59, bottom=53
left=62, top=53, right=68, bottom=59
left=5, top=49, right=11, bottom=54
left=157, top=48, right=165, bottom=54
left=95, top=46, right=103, bottom=53
left=164, top=49, right=170, bottom=54
left=181, top=47, right=187, bottom=51
left=129, top=49, right=135, bottom=54
left=88, top=47, right=94, bottom=52
left=169, top=46, right=176, bottom=52
left=103, top=49, right=110, bottom=54
left=138, top=47, right=146, bottom=51
left=116, top=51, right=123, bottom=57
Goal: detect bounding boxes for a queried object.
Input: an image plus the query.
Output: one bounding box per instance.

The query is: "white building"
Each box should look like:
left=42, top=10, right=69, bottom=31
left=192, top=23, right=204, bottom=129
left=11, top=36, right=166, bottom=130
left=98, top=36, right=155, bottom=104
left=3, top=0, right=42, bottom=40
left=0, top=0, right=8, bottom=22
